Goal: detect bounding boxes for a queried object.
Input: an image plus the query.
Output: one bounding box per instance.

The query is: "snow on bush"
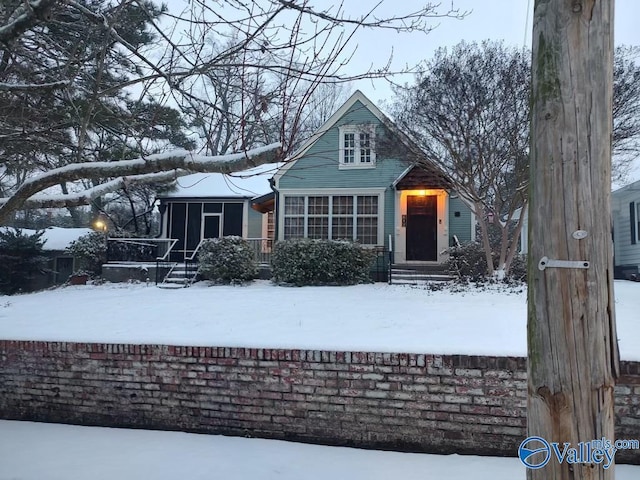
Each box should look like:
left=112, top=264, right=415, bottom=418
left=446, top=242, right=490, bottom=282
left=66, top=231, right=107, bottom=276
left=271, top=239, right=375, bottom=286
left=197, top=236, right=257, bottom=284
left=447, top=242, right=527, bottom=283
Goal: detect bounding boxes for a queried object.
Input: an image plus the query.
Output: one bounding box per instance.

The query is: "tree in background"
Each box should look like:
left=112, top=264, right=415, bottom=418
left=0, top=0, right=466, bottom=226
left=391, top=41, right=530, bottom=278
left=392, top=40, right=640, bottom=278
left=613, top=45, right=640, bottom=182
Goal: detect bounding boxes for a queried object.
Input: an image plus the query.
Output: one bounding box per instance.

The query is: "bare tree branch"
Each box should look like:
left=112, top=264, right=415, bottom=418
left=0, top=143, right=282, bottom=222
left=0, top=0, right=59, bottom=44
left=0, top=80, right=68, bottom=91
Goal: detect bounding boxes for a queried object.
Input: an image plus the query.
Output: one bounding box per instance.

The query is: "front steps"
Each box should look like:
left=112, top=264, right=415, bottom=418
left=390, top=263, right=452, bottom=285
left=157, top=263, right=197, bottom=288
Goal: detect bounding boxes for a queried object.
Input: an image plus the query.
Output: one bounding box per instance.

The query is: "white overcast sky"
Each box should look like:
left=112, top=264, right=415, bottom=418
left=345, top=0, right=640, bottom=103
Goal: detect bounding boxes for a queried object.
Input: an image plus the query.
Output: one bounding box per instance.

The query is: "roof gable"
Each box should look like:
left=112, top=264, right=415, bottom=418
left=275, top=90, right=449, bottom=186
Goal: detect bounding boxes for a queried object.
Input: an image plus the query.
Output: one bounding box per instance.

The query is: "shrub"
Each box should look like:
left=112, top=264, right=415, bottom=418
left=447, top=242, right=527, bottom=283
left=0, top=229, right=48, bottom=294
left=198, top=236, right=257, bottom=283
left=508, top=254, right=528, bottom=282
left=271, top=239, right=375, bottom=286
left=446, top=242, right=488, bottom=282
left=66, top=231, right=107, bottom=276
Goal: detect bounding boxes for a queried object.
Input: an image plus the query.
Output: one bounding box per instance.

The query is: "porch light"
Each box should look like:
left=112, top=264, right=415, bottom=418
left=93, top=219, right=107, bottom=232
left=417, top=190, right=426, bottom=196
left=487, top=212, right=495, bottom=224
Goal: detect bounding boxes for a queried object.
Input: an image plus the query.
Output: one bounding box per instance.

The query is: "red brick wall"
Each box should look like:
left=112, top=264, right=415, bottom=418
left=1, top=341, right=639, bottom=462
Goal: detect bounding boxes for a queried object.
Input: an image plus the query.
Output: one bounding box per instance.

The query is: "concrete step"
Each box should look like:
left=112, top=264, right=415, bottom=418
left=391, top=263, right=448, bottom=273
left=389, top=265, right=452, bottom=284
left=164, top=277, right=190, bottom=283
left=156, top=282, right=187, bottom=289
left=391, top=279, right=449, bottom=285
left=391, top=273, right=452, bottom=282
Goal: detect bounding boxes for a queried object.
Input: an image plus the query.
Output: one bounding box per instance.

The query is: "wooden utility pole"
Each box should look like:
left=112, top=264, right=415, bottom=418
left=528, top=0, right=619, bottom=479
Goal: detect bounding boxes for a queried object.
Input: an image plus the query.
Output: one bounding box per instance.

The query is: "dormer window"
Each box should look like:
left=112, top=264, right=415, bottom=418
left=339, top=125, right=376, bottom=169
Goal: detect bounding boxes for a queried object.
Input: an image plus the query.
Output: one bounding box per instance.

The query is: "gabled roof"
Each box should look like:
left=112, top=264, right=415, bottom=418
left=613, top=178, right=640, bottom=196
left=0, top=226, right=92, bottom=251
left=274, top=90, right=449, bottom=186
left=160, top=162, right=283, bottom=200
left=392, top=164, right=452, bottom=190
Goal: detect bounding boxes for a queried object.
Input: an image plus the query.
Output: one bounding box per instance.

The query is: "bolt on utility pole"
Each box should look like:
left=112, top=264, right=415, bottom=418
left=527, top=0, right=620, bottom=479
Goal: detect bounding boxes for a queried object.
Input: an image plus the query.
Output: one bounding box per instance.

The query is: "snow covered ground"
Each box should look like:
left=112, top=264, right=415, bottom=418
left=0, top=280, right=638, bottom=359
left=1, top=282, right=639, bottom=478
left=2, top=420, right=640, bottom=480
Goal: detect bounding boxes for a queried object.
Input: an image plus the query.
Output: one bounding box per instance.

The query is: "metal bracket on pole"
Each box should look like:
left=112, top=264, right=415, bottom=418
left=538, top=256, right=590, bottom=271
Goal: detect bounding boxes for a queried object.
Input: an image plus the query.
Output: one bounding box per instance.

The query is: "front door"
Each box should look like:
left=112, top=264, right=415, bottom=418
left=406, top=195, right=438, bottom=261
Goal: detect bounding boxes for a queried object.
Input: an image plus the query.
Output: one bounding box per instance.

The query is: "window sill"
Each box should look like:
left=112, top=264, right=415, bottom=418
left=338, top=163, right=376, bottom=170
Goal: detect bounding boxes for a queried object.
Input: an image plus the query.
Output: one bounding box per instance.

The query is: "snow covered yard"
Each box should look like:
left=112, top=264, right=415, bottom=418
left=0, top=280, right=638, bottom=359
left=1, top=282, right=640, bottom=479
left=2, top=420, right=640, bottom=480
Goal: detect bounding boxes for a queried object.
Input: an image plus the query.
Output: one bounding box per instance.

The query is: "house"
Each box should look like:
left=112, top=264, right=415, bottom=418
left=0, top=226, right=92, bottom=289
left=272, top=90, right=474, bottom=274
left=612, top=179, right=640, bottom=279
left=157, top=162, right=281, bottom=261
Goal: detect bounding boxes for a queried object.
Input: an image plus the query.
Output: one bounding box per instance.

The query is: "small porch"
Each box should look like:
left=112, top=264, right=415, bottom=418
left=391, top=164, right=453, bottom=266
left=103, top=237, right=273, bottom=286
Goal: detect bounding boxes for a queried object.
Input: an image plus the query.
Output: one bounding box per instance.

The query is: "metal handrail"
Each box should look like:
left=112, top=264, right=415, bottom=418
left=156, top=239, right=179, bottom=261
left=388, top=234, right=393, bottom=284
left=107, top=237, right=160, bottom=248
left=155, top=239, right=178, bottom=285
left=185, top=238, right=207, bottom=262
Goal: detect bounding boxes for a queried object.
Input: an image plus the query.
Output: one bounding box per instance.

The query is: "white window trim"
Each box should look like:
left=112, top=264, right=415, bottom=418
left=636, top=201, right=640, bottom=243
left=338, top=125, right=376, bottom=169
left=279, top=188, right=385, bottom=245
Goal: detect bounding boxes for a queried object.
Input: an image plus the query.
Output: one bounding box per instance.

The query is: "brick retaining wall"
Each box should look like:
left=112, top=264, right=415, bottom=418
left=1, top=341, right=639, bottom=463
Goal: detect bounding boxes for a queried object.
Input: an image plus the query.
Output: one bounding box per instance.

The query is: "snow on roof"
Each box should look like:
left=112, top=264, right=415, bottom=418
left=162, top=162, right=282, bottom=199
left=0, top=227, right=92, bottom=251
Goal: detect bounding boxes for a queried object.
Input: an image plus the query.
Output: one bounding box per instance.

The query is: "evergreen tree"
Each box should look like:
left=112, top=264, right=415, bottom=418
left=0, top=229, right=48, bottom=294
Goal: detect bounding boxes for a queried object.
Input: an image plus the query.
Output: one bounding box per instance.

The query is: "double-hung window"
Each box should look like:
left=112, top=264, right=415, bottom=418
left=339, top=125, right=376, bottom=168
left=283, top=194, right=380, bottom=245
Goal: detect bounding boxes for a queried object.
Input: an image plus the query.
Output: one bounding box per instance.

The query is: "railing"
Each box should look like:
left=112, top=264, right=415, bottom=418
left=155, top=238, right=205, bottom=286
left=246, top=238, right=273, bottom=266
left=388, top=234, right=393, bottom=284
left=154, top=239, right=179, bottom=285
left=107, top=237, right=178, bottom=263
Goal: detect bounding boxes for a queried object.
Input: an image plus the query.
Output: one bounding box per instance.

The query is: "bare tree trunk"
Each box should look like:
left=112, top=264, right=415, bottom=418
left=527, top=1, right=619, bottom=479
left=475, top=202, right=495, bottom=276
left=503, top=208, right=527, bottom=274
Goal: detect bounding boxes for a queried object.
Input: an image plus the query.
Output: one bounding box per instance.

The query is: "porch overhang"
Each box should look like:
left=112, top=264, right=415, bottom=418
left=392, top=164, right=452, bottom=191
left=251, top=191, right=275, bottom=213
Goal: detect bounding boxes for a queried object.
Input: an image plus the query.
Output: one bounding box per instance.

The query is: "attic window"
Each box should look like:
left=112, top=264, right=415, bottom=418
left=339, top=125, right=376, bottom=169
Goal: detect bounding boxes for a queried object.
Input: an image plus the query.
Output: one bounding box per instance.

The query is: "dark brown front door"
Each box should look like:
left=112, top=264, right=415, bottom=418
left=406, top=195, right=438, bottom=261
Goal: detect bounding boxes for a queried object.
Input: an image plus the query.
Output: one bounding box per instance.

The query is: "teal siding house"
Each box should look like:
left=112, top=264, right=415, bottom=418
left=612, top=179, right=640, bottom=279
left=273, top=91, right=474, bottom=266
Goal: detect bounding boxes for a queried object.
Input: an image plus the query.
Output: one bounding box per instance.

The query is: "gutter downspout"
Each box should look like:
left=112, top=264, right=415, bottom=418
left=269, top=177, right=279, bottom=243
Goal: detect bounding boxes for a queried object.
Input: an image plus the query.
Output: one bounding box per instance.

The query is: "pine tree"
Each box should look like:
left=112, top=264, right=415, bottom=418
left=0, top=229, right=48, bottom=294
